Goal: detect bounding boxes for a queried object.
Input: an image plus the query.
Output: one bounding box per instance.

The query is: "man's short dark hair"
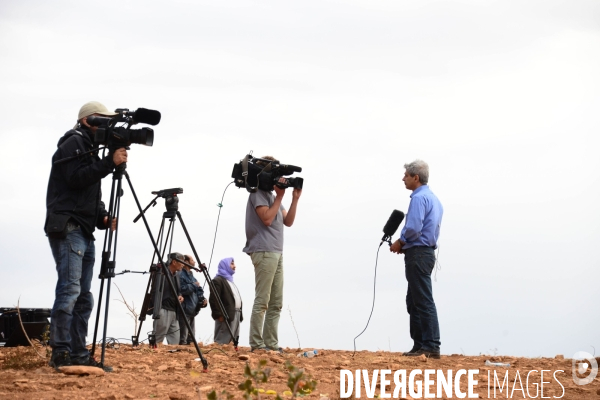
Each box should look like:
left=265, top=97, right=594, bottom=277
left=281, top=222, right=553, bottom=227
left=169, top=252, right=184, bottom=262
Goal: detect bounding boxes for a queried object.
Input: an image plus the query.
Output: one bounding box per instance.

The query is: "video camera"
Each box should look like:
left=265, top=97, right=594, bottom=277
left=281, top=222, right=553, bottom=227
left=231, top=153, right=304, bottom=193
left=87, top=108, right=161, bottom=148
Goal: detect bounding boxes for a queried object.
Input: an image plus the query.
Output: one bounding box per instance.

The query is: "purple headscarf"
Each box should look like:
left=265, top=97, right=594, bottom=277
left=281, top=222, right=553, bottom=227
left=215, top=257, right=235, bottom=282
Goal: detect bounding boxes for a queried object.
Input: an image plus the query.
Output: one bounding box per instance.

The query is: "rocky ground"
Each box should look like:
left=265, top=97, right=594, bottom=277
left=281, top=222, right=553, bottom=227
left=1, top=343, right=599, bottom=399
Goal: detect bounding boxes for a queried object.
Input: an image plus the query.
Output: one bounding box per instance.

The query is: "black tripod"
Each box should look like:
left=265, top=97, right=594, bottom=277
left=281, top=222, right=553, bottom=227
left=89, top=165, right=210, bottom=370
left=133, top=189, right=239, bottom=352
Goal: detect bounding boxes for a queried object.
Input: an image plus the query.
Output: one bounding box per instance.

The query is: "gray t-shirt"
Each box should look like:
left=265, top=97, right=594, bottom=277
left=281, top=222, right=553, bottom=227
left=242, top=189, right=285, bottom=254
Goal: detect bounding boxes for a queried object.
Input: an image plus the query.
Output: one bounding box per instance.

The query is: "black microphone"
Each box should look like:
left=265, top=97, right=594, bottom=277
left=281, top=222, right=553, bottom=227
left=132, top=108, right=161, bottom=126
left=381, top=210, right=405, bottom=245
left=279, top=164, right=302, bottom=173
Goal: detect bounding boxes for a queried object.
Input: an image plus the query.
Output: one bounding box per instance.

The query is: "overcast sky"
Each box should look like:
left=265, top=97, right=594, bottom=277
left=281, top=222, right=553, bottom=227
left=0, top=0, right=598, bottom=358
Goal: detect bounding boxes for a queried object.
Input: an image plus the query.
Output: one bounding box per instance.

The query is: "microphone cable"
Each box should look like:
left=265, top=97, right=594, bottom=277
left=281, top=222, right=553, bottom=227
left=352, top=242, right=384, bottom=356
left=202, top=181, right=234, bottom=289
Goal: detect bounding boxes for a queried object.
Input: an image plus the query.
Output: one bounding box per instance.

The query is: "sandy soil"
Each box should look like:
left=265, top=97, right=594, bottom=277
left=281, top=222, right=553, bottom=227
left=1, top=343, right=598, bottom=399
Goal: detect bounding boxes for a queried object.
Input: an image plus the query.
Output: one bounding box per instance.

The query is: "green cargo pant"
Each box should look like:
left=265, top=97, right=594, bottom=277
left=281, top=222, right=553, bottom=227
left=249, top=252, right=283, bottom=349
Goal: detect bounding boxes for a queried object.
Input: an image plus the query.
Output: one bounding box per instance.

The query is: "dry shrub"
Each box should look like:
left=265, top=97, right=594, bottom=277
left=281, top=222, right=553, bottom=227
left=2, top=346, right=48, bottom=370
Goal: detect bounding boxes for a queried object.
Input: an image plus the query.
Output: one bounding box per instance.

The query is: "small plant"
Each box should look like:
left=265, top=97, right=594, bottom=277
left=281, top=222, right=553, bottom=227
left=284, top=361, right=317, bottom=399
left=208, top=359, right=318, bottom=400
left=237, top=359, right=281, bottom=400
left=206, top=389, right=234, bottom=400
left=114, top=283, right=140, bottom=335
left=1, top=347, right=47, bottom=370
left=41, top=324, right=52, bottom=358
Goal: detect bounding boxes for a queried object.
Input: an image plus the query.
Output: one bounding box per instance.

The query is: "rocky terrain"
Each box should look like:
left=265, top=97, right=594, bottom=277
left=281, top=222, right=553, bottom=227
left=1, top=343, right=598, bottom=399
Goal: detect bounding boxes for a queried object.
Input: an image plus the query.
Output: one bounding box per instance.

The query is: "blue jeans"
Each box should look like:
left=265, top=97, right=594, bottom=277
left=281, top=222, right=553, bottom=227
left=48, top=224, right=95, bottom=361
left=404, top=246, right=441, bottom=351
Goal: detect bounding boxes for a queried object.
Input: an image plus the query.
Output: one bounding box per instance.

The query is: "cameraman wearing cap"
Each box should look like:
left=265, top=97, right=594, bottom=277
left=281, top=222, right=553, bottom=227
left=45, top=101, right=128, bottom=370
left=243, top=156, right=302, bottom=353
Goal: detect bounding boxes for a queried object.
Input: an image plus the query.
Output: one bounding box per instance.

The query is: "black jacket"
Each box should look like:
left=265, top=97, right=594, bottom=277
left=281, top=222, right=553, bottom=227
left=159, top=270, right=182, bottom=312
left=45, top=126, right=115, bottom=238
left=209, top=276, right=243, bottom=323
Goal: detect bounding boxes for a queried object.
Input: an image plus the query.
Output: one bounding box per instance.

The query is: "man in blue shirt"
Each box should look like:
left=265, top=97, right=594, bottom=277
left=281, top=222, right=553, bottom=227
left=391, top=160, right=443, bottom=359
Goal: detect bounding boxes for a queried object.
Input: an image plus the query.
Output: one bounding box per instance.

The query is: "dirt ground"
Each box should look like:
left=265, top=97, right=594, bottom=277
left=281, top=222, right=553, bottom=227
left=1, top=343, right=598, bottom=400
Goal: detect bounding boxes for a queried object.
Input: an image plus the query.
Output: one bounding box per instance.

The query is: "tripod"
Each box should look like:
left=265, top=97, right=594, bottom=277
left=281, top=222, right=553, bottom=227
left=89, top=164, right=210, bottom=370
left=133, top=189, right=239, bottom=352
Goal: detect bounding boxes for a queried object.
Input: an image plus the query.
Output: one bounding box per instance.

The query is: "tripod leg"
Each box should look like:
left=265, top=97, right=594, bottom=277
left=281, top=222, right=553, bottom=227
left=136, top=216, right=168, bottom=344
left=99, top=168, right=125, bottom=368
left=177, top=211, right=240, bottom=349
left=89, top=278, right=105, bottom=358
left=90, top=167, right=120, bottom=361
left=123, top=171, right=209, bottom=371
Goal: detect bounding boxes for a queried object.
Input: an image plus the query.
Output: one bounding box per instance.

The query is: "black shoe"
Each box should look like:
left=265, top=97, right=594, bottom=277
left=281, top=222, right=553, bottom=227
left=48, top=351, right=71, bottom=370
left=406, top=349, right=441, bottom=359
left=402, top=346, right=421, bottom=356
left=72, top=356, right=114, bottom=372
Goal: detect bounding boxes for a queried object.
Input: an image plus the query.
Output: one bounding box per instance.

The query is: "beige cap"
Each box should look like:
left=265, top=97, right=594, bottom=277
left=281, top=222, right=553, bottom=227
left=77, top=101, right=118, bottom=121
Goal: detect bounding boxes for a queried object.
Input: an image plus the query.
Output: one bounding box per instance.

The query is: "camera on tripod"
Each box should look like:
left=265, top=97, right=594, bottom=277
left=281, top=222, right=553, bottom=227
left=231, top=153, right=304, bottom=193
left=87, top=107, right=161, bottom=148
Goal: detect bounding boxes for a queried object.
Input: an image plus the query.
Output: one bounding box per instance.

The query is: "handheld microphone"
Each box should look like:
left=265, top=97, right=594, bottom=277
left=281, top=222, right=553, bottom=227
left=381, top=210, right=405, bottom=245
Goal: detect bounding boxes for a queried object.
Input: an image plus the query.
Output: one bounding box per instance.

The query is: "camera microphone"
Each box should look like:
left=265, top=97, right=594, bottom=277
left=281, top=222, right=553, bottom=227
left=132, top=108, right=161, bottom=126
left=85, top=108, right=161, bottom=127
left=381, top=210, right=405, bottom=245
left=279, top=164, right=302, bottom=173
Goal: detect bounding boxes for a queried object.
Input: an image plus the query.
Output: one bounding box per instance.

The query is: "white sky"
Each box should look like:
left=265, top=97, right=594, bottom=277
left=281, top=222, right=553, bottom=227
left=0, top=0, right=598, bottom=358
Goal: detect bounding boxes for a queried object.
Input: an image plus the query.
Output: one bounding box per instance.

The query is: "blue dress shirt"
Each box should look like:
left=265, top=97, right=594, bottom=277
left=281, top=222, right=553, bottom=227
left=400, top=185, right=443, bottom=250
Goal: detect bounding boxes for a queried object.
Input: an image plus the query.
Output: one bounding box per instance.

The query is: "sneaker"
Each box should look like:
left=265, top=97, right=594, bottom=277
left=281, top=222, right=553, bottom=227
left=48, top=351, right=71, bottom=370
left=406, top=349, right=441, bottom=359
left=71, top=356, right=114, bottom=372
left=266, top=347, right=284, bottom=354
left=250, top=347, right=269, bottom=353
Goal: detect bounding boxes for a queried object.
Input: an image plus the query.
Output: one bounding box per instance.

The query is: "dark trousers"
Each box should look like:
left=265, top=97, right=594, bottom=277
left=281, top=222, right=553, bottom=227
left=178, top=313, right=195, bottom=344
left=404, top=246, right=441, bottom=351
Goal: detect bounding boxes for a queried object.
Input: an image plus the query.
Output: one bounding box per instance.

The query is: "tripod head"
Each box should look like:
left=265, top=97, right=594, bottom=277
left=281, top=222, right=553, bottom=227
left=152, top=187, right=183, bottom=213
left=152, top=187, right=183, bottom=197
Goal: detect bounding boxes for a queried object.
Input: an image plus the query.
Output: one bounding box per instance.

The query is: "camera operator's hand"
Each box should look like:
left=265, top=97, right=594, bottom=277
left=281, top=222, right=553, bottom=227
left=217, top=316, right=224, bottom=322
left=390, top=239, right=405, bottom=254
left=103, top=216, right=117, bottom=231
left=178, top=295, right=184, bottom=303
left=292, top=188, right=302, bottom=200
left=112, top=148, right=128, bottom=166
left=273, top=178, right=287, bottom=198
left=201, top=298, right=208, bottom=308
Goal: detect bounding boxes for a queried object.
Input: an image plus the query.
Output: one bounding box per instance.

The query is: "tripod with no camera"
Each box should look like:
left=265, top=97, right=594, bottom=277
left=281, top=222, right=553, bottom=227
left=133, top=188, right=239, bottom=353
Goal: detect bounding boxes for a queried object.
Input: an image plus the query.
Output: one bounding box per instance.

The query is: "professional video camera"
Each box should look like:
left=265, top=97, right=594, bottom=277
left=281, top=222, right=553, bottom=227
left=231, top=153, right=303, bottom=193
left=86, top=108, right=161, bottom=148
